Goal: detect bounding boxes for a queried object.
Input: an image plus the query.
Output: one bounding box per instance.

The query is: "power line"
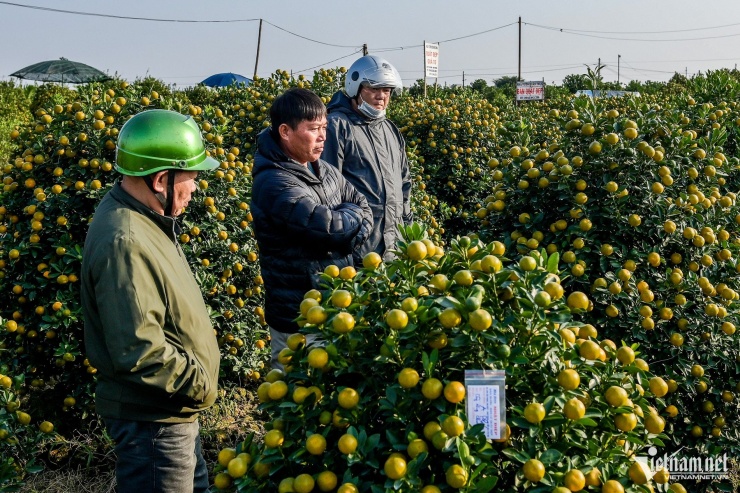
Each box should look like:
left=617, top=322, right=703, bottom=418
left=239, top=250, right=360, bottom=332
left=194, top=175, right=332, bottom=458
left=400, top=61, right=598, bottom=74
left=262, top=20, right=360, bottom=49
left=425, top=57, right=740, bottom=74
left=0, top=0, right=258, bottom=22
left=373, top=21, right=516, bottom=52
left=410, top=63, right=586, bottom=80
left=619, top=62, right=685, bottom=76
left=0, top=1, right=511, bottom=51
left=607, top=65, right=678, bottom=75
left=0, top=2, right=364, bottom=50
left=437, top=21, right=517, bottom=43
left=526, top=20, right=740, bottom=35
left=610, top=56, right=740, bottom=65
left=295, top=49, right=364, bottom=75
left=3, top=3, right=738, bottom=84
left=526, top=22, right=740, bottom=42
left=373, top=46, right=423, bottom=53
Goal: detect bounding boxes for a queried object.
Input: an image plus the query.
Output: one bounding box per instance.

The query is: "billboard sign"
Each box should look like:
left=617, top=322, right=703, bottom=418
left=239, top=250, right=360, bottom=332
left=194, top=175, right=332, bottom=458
left=424, top=42, right=439, bottom=78
left=516, top=80, right=545, bottom=101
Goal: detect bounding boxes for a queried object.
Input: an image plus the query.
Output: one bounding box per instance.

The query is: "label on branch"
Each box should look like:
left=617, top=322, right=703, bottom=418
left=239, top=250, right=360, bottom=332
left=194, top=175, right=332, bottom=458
left=465, top=369, right=506, bottom=439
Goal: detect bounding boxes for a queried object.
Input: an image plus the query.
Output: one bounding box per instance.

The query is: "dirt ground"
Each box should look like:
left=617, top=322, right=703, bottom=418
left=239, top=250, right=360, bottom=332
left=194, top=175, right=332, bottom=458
left=17, top=385, right=264, bottom=493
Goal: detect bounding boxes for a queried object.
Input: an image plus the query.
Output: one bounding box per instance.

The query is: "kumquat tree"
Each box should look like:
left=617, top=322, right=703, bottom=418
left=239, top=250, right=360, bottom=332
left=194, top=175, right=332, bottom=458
left=1, top=66, right=739, bottom=492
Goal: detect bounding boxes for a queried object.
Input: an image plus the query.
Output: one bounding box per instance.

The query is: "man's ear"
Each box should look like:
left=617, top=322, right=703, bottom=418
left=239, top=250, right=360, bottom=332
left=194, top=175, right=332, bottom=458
left=278, top=123, right=292, bottom=141
left=149, top=170, right=168, bottom=193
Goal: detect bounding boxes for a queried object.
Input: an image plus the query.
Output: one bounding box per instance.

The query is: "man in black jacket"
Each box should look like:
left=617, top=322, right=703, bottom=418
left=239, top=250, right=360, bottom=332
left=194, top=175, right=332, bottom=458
left=251, top=88, right=373, bottom=369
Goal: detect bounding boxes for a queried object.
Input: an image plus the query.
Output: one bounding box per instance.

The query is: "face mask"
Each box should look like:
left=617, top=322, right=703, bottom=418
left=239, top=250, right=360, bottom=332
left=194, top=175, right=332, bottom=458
left=357, top=95, right=386, bottom=120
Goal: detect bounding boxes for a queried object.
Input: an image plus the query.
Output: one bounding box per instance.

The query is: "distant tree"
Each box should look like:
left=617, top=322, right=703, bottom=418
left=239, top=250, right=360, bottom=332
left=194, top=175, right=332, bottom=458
left=136, top=75, right=174, bottom=98
left=408, top=79, right=426, bottom=97
left=625, top=80, right=664, bottom=95
left=469, top=79, right=488, bottom=92
left=494, top=76, right=518, bottom=98
left=545, top=85, right=570, bottom=100
left=562, top=74, right=589, bottom=94
left=600, top=81, right=623, bottom=91
left=494, top=75, right=518, bottom=89
left=668, top=72, right=688, bottom=86
left=625, top=80, right=643, bottom=93
left=487, top=90, right=515, bottom=109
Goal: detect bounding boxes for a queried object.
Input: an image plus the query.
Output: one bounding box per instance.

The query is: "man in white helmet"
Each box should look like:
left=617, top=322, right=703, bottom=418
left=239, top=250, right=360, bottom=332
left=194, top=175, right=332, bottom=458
left=322, top=55, right=412, bottom=264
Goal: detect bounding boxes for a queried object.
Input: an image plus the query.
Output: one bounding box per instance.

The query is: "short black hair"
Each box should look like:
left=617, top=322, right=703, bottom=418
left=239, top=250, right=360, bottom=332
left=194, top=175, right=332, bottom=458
left=270, top=88, right=326, bottom=131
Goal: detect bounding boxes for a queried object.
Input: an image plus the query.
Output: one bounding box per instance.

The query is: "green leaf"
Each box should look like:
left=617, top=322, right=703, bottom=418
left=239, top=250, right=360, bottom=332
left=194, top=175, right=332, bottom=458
left=386, top=386, right=398, bottom=405
left=549, top=312, right=572, bottom=324
left=538, top=448, right=563, bottom=465
left=542, top=395, right=556, bottom=413
left=501, top=447, right=530, bottom=463
left=547, top=252, right=560, bottom=273
left=25, top=463, right=44, bottom=474
left=510, top=416, right=532, bottom=429
left=458, top=440, right=471, bottom=462
left=625, top=435, right=646, bottom=446
left=583, top=409, right=603, bottom=419
left=385, top=429, right=402, bottom=446
left=541, top=415, right=566, bottom=428
left=576, top=418, right=598, bottom=427
left=471, top=476, right=499, bottom=493
left=438, top=296, right=463, bottom=310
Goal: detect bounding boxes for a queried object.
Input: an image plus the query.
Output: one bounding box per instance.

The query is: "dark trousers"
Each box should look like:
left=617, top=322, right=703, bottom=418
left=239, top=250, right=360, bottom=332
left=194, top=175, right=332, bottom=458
left=104, top=418, right=209, bottom=493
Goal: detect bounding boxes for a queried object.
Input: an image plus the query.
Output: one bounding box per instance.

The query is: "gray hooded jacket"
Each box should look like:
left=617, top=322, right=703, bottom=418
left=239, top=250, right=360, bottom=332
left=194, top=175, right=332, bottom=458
left=322, top=91, right=412, bottom=262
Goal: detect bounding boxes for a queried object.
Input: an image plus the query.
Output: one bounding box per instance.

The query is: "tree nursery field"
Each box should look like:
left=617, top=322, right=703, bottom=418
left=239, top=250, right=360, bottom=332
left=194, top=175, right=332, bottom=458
left=0, top=68, right=739, bottom=492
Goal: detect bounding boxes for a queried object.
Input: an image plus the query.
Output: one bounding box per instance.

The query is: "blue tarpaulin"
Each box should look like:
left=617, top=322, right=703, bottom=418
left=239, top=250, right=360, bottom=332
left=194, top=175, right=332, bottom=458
left=200, top=72, right=252, bottom=87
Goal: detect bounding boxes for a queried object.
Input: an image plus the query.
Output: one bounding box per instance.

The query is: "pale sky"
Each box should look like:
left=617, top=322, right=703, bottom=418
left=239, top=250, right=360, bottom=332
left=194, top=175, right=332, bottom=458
left=2, top=1, right=740, bottom=88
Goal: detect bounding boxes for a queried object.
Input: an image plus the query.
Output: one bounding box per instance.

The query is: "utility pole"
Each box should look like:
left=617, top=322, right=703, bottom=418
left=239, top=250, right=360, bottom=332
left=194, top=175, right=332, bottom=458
left=253, top=18, right=263, bottom=79
left=422, top=40, right=427, bottom=98
left=462, top=71, right=465, bottom=88
left=362, top=44, right=368, bottom=56
left=518, top=17, right=522, bottom=81
left=618, top=54, right=621, bottom=85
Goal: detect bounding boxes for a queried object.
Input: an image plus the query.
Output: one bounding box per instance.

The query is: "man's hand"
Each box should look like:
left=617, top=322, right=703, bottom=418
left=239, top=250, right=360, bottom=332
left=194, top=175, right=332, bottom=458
left=352, top=217, right=372, bottom=251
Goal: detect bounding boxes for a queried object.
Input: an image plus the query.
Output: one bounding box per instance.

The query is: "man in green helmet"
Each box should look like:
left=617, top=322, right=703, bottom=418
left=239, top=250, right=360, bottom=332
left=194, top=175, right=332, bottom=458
left=81, top=109, right=220, bottom=493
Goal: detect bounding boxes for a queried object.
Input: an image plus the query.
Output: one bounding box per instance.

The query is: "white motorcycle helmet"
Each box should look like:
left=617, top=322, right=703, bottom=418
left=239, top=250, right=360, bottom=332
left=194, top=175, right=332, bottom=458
left=345, top=55, right=403, bottom=98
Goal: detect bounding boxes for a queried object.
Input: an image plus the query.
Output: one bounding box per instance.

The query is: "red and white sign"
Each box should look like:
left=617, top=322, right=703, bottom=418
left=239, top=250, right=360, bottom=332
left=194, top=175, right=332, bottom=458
left=516, top=81, right=545, bottom=101
left=424, top=42, right=439, bottom=78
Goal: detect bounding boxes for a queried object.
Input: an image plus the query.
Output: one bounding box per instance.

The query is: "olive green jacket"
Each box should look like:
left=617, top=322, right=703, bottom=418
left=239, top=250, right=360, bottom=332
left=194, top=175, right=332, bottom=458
left=81, top=183, right=219, bottom=422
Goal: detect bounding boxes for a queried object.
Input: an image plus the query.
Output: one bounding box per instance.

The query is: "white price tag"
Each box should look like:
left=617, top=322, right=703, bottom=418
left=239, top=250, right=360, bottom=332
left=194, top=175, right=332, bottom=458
left=465, top=369, right=506, bottom=440
left=467, top=384, right=500, bottom=439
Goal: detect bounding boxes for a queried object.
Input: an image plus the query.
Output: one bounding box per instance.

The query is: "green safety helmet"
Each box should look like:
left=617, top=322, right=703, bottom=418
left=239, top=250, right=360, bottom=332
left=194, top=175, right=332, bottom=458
left=115, top=109, right=219, bottom=176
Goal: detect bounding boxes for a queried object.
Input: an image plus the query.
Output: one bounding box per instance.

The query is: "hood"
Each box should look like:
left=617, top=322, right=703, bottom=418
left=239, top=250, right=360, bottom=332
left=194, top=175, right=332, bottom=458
left=326, top=90, right=386, bottom=124
left=252, top=128, right=322, bottom=183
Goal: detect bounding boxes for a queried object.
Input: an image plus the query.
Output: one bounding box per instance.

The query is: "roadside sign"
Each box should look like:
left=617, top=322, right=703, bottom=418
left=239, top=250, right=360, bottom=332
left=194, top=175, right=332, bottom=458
left=516, top=80, right=545, bottom=101
left=424, top=42, right=439, bottom=78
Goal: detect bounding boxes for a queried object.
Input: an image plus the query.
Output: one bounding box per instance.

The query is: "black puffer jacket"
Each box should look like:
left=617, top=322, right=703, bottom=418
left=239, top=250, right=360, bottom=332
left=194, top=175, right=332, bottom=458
left=251, top=128, right=373, bottom=333
left=322, top=91, right=412, bottom=262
